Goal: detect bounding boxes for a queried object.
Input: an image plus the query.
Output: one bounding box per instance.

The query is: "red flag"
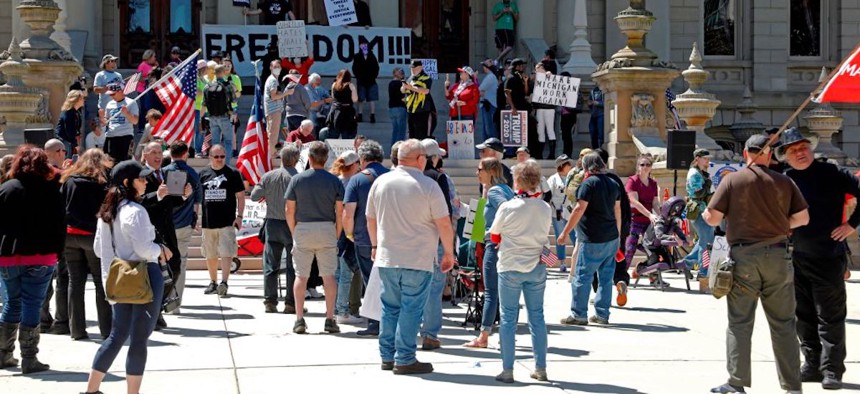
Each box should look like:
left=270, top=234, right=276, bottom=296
left=153, top=54, right=198, bottom=144
left=815, top=46, right=860, bottom=103
left=237, top=74, right=270, bottom=186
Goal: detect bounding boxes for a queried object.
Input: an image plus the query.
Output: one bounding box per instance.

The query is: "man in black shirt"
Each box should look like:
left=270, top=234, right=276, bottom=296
left=781, top=128, right=860, bottom=390
left=197, top=145, right=246, bottom=298
left=388, top=68, right=408, bottom=149
left=244, top=0, right=295, bottom=25
left=504, top=58, right=539, bottom=155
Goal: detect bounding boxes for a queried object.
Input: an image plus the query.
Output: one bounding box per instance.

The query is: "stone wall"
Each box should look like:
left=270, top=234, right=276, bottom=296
left=0, top=0, right=11, bottom=53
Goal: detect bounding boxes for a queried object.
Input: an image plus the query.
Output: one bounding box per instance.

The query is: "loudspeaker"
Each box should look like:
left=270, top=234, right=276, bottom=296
left=667, top=129, right=696, bottom=170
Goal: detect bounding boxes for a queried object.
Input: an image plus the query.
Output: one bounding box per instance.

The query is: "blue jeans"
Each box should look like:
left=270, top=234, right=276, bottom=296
left=499, top=264, right=547, bottom=371
left=354, top=245, right=378, bottom=331
left=193, top=110, right=203, bottom=154
left=571, top=239, right=618, bottom=320
left=208, top=115, right=234, bottom=166
left=481, top=103, right=497, bottom=142
left=388, top=107, right=408, bottom=149
left=378, top=267, right=432, bottom=365
left=481, top=240, right=500, bottom=332
left=684, top=216, right=715, bottom=276
left=92, top=263, right=164, bottom=375
left=0, top=264, right=55, bottom=328
left=335, top=240, right=359, bottom=316
left=588, top=111, right=604, bottom=149
left=552, top=217, right=572, bottom=260
left=420, top=245, right=446, bottom=340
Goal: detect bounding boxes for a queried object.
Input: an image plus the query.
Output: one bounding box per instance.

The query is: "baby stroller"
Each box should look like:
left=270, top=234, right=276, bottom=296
left=632, top=196, right=693, bottom=291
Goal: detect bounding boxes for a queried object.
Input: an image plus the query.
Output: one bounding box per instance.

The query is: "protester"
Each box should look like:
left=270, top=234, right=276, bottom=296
left=86, top=160, right=170, bottom=394
left=44, top=139, right=67, bottom=169
left=476, top=137, right=512, bottom=188
left=167, top=46, right=182, bottom=68
left=41, top=139, right=70, bottom=335
left=244, top=0, right=295, bottom=24
left=588, top=86, right=605, bottom=149
left=417, top=139, right=453, bottom=350
left=135, top=109, right=162, bottom=160
left=194, top=60, right=211, bottom=156
left=264, top=60, right=292, bottom=160
left=558, top=72, right=581, bottom=157
left=478, top=59, right=499, bottom=142
left=55, top=90, right=85, bottom=159
left=703, top=134, right=808, bottom=394
left=683, top=149, right=715, bottom=279
left=592, top=148, right=632, bottom=304
left=327, top=69, right=359, bottom=139
left=284, top=69, right=312, bottom=132
left=403, top=60, right=434, bottom=140
left=223, top=58, right=243, bottom=157
left=198, top=145, right=245, bottom=298
left=492, top=0, right=519, bottom=61
left=285, top=141, right=344, bottom=334
left=94, top=54, right=122, bottom=120
left=352, top=39, right=380, bottom=123
left=532, top=62, right=556, bottom=159
left=281, top=56, right=315, bottom=85
left=624, top=154, right=659, bottom=272
left=203, top=65, right=237, bottom=166
left=505, top=59, right=537, bottom=155
left=366, top=139, right=456, bottom=374
left=307, top=73, right=333, bottom=136
left=102, top=82, right=140, bottom=163
left=444, top=66, right=479, bottom=123
left=388, top=68, right=408, bottom=148
left=0, top=146, right=64, bottom=374
left=547, top=155, right=574, bottom=264
left=60, top=149, right=112, bottom=340
left=344, top=140, right=389, bottom=336
left=136, top=50, right=158, bottom=93
left=86, top=121, right=106, bottom=151
left=489, top=159, right=551, bottom=383
left=780, top=127, right=859, bottom=390
left=330, top=151, right=362, bottom=325
left=286, top=119, right=316, bottom=147
left=463, top=157, right=515, bottom=348
left=558, top=152, right=621, bottom=326
left=0, top=154, right=14, bottom=183
left=541, top=49, right=558, bottom=75
left=251, top=144, right=301, bottom=314
left=515, top=147, right=552, bottom=203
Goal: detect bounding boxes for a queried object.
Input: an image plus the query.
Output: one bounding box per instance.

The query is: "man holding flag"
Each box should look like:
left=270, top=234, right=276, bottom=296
left=151, top=51, right=201, bottom=147
left=102, top=82, right=139, bottom=163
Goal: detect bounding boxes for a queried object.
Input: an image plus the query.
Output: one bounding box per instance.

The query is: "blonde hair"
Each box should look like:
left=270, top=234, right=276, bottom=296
left=61, top=148, right=109, bottom=184
left=480, top=157, right=507, bottom=186
left=61, top=90, right=84, bottom=111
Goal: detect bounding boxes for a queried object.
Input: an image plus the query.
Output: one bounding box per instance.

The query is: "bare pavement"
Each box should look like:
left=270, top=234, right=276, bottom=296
left=1, top=268, right=858, bottom=394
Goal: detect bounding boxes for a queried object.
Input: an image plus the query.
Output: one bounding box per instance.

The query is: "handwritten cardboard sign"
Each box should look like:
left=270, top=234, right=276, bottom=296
left=276, top=20, right=308, bottom=58
left=446, top=120, right=475, bottom=160
left=531, top=72, right=581, bottom=107
left=324, top=0, right=358, bottom=26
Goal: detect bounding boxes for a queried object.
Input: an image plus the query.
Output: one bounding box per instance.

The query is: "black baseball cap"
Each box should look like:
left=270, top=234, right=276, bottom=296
left=110, top=160, right=153, bottom=186
left=745, top=134, right=771, bottom=152
left=410, top=59, right=423, bottom=67
left=511, top=58, right=527, bottom=66
left=476, top=138, right=504, bottom=153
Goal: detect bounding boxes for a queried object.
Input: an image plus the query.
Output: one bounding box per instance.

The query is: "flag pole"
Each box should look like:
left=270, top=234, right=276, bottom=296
left=766, top=42, right=860, bottom=147
left=105, top=48, right=203, bottom=123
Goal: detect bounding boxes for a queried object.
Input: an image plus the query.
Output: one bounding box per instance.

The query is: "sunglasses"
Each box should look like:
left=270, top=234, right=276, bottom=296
left=639, top=163, right=652, bottom=167
left=211, top=155, right=226, bottom=159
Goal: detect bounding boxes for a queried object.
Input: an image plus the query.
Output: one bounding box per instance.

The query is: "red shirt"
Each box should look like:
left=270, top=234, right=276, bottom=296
left=625, top=175, right=658, bottom=225
left=280, top=57, right=315, bottom=85
left=445, top=82, right=480, bottom=119
left=286, top=129, right=316, bottom=144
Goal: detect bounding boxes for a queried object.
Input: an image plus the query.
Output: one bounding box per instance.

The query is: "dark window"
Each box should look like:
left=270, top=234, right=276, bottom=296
left=790, top=0, right=821, bottom=57
left=703, top=0, right=736, bottom=56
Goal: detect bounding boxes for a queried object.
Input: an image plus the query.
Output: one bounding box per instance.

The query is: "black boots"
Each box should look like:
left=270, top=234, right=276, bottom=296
left=18, top=325, right=49, bottom=374
left=547, top=140, right=557, bottom=158
left=0, top=322, right=18, bottom=368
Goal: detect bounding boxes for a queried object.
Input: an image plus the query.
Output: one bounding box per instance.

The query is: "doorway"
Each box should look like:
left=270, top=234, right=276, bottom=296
left=118, top=0, right=202, bottom=68
left=401, top=0, right=470, bottom=71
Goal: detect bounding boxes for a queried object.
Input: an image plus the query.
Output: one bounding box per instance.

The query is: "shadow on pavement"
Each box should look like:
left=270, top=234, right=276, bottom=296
left=176, top=305, right=234, bottom=311
left=418, top=371, right=543, bottom=387
left=623, top=306, right=686, bottom=314
left=23, top=370, right=123, bottom=383
left=553, top=380, right=645, bottom=393
left=158, top=326, right=249, bottom=339
left=599, top=322, right=689, bottom=333
left=847, top=318, right=859, bottom=325
left=433, top=346, right=530, bottom=360
left=546, top=346, right=589, bottom=358
left=177, top=312, right=255, bottom=320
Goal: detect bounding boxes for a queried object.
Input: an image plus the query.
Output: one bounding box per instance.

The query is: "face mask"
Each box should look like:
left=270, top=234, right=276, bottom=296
left=360, top=45, right=368, bottom=55
left=271, top=68, right=281, bottom=77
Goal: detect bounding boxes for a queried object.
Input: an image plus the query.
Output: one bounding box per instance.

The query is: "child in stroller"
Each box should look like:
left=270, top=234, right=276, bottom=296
left=637, top=196, right=691, bottom=288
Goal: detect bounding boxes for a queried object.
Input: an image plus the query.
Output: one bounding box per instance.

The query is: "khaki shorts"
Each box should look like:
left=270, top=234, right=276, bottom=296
left=202, top=226, right=238, bottom=259
left=291, top=222, right=338, bottom=278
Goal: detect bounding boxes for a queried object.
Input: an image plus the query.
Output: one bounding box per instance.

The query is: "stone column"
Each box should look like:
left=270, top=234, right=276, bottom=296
left=805, top=67, right=847, bottom=164
left=49, top=0, right=71, bottom=52
left=672, top=42, right=726, bottom=158
left=562, top=0, right=598, bottom=75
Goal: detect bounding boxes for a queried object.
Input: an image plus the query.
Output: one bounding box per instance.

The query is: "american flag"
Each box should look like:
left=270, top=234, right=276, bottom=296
left=236, top=72, right=270, bottom=186
left=702, top=247, right=711, bottom=270
left=153, top=53, right=199, bottom=144
left=123, top=73, right=140, bottom=95
left=201, top=130, right=212, bottom=156
left=540, top=246, right=559, bottom=267
left=666, top=88, right=682, bottom=129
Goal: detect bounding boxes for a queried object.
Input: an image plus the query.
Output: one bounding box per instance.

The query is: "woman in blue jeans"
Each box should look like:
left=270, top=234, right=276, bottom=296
left=85, top=160, right=169, bottom=394
left=682, top=149, right=715, bottom=279
left=0, top=146, right=65, bottom=374
left=463, top=157, right=514, bottom=348
left=488, top=159, right=552, bottom=383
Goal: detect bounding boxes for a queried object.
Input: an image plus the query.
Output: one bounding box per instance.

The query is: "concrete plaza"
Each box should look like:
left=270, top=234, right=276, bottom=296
left=1, top=268, right=858, bottom=394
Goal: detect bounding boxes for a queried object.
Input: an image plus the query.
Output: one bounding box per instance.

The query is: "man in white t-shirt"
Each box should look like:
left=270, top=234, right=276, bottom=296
left=366, top=139, right=456, bottom=375
left=93, top=54, right=123, bottom=120
left=102, top=83, right=139, bottom=163
left=547, top=154, right=574, bottom=263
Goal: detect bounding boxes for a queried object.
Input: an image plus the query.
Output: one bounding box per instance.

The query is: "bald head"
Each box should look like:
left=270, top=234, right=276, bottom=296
left=44, top=138, right=66, bottom=167
left=396, top=139, right=426, bottom=169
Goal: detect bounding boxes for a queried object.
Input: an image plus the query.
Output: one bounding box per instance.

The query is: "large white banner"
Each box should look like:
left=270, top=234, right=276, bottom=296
left=324, top=0, right=358, bottom=26
left=276, top=21, right=308, bottom=58
left=203, top=24, right=412, bottom=77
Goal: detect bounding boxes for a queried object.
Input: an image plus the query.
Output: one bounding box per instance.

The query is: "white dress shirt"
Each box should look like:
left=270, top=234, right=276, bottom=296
left=94, top=200, right=161, bottom=287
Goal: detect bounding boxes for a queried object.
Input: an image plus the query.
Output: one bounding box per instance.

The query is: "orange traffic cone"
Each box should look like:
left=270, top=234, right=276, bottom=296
left=663, top=188, right=670, bottom=202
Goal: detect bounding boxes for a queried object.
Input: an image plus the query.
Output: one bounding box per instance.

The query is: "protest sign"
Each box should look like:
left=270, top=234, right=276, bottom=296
left=413, top=58, right=438, bottom=80
left=708, top=162, right=746, bottom=192
left=500, top=110, right=528, bottom=147
left=324, top=0, right=358, bottom=26
left=203, top=24, right=411, bottom=76
left=531, top=73, right=581, bottom=107
left=276, top=20, right=308, bottom=58
left=462, top=198, right=487, bottom=242
left=446, top=120, right=475, bottom=160
left=238, top=199, right=266, bottom=237
left=295, top=146, right=310, bottom=172
left=325, top=139, right=355, bottom=167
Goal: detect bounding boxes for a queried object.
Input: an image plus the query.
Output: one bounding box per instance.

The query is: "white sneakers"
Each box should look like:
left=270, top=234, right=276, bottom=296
left=336, top=314, right=365, bottom=325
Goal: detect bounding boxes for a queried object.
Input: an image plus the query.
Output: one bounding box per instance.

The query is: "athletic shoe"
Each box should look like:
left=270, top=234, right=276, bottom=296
left=324, top=318, right=340, bottom=333
left=216, top=282, right=228, bottom=297
left=293, top=318, right=307, bottom=334
left=588, top=315, right=609, bottom=325
left=530, top=369, right=548, bottom=381
left=336, top=314, right=365, bottom=325
left=710, top=383, right=746, bottom=393
left=495, top=369, right=514, bottom=383
left=307, top=288, right=324, bottom=299
left=559, top=316, right=587, bottom=326
left=615, top=281, right=628, bottom=307
left=822, top=371, right=842, bottom=390
left=203, top=281, right=218, bottom=294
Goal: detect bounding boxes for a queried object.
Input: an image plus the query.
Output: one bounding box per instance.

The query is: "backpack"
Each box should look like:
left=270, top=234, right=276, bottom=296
left=204, top=79, right=231, bottom=116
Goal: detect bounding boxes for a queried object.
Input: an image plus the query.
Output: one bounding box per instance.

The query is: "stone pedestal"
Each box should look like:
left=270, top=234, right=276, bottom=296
left=593, top=1, right=679, bottom=176
left=0, top=38, right=52, bottom=148
left=805, top=67, right=847, bottom=164
left=728, top=86, right=765, bottom=148
left=16, top=0, right=82, bottom=125
left=672, top=43, right=726, bottom=159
